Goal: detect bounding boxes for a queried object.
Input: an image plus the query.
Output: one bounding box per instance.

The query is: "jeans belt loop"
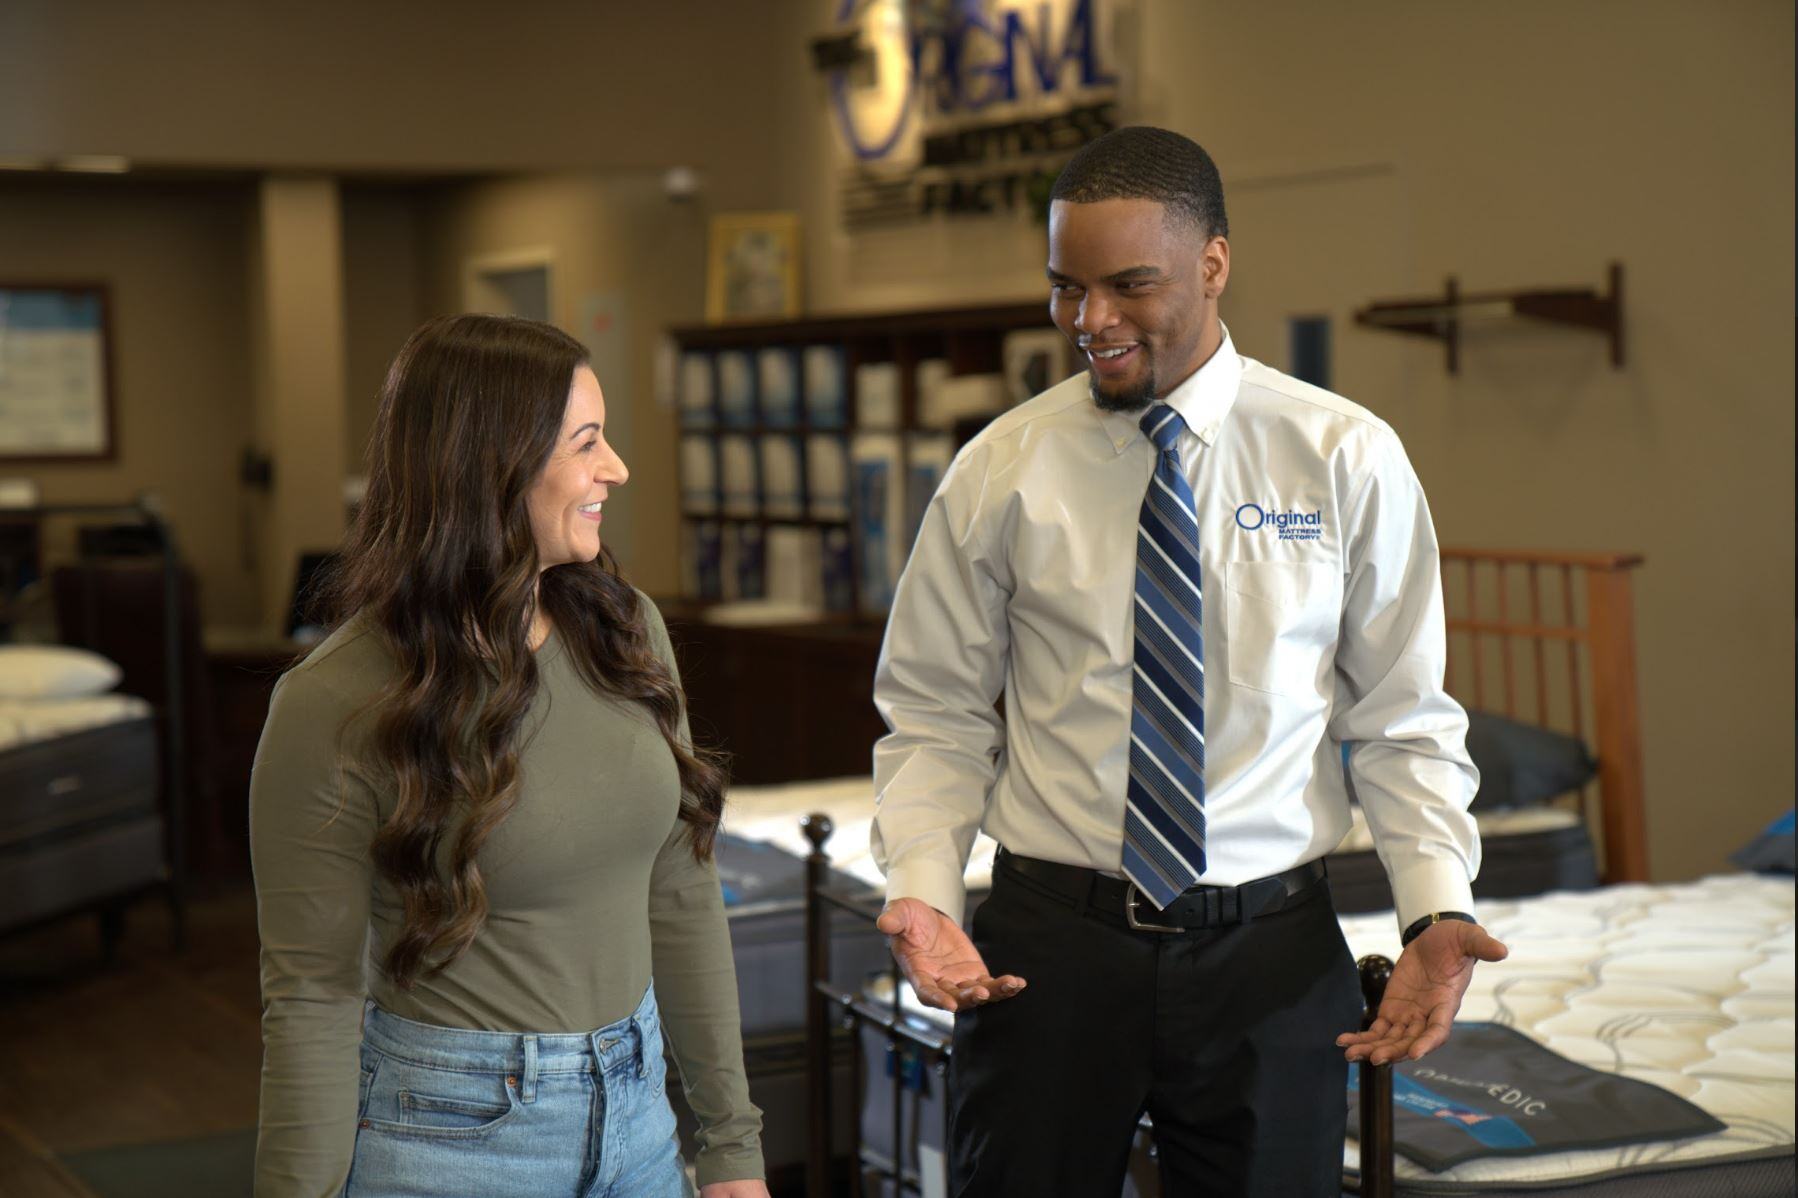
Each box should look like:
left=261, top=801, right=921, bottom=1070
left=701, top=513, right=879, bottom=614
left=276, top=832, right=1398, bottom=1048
left=633, top=1012, right=650, bottom=1079
left=520, top=1035, right=539, bottom=1104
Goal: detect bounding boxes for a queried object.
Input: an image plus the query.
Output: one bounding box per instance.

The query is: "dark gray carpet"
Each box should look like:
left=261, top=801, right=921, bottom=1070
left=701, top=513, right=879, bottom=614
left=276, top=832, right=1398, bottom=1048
left=60, top=1128, right=255, bottom=1198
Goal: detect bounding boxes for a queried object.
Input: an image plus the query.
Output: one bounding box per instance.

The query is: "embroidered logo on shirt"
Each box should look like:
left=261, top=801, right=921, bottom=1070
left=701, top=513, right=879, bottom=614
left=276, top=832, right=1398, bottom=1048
left=1234, top=502, right=1324, bottom=541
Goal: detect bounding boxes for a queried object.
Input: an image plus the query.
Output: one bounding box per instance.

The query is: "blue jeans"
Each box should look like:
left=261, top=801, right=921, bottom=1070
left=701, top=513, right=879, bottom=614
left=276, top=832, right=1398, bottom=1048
left=344, top=983, right=691, bottom=1198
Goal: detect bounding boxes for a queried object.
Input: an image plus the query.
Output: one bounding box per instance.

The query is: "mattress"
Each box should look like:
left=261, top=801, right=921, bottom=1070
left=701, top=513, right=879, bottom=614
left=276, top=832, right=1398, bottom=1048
left=850, top=875, right=1793, bottom=1196
left=722, top=775, right=1585, bottom=899
left=0, top=694, right=153, bottom=753
left=1341, top=874, right=1795, bottom=1193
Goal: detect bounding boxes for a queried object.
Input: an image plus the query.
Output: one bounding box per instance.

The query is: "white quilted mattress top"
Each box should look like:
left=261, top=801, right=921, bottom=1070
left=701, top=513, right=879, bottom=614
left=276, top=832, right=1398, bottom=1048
left=1341, top=873, right=1795, bottom=1186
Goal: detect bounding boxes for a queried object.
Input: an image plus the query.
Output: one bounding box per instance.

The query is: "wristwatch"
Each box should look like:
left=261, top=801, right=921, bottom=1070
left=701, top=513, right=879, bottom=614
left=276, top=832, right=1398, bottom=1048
left=1400, top=910, right=1476, bottom=947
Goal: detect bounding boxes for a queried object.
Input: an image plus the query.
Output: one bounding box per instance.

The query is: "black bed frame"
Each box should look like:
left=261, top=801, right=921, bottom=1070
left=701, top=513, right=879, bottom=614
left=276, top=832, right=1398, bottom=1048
left=800, top=813, right=1397, bottom=1198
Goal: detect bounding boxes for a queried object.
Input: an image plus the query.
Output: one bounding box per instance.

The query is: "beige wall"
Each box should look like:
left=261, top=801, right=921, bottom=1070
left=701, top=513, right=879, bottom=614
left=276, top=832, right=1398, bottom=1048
left=341, top=186, right=429, bottom=468
left=779, top=0, right=1796, bottom=879
left=0, top=0, right=798, bottom=178
left=416, top=174, right=711, bottom=596
left=250, top=178, right=349, bottom=631
left=0, top=178, right=260, bottom=625
left=0, top=0, right=1788, bottom=880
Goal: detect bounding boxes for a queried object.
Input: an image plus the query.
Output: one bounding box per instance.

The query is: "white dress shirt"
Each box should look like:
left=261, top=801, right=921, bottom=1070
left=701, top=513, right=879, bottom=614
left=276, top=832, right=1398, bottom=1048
left=871, top=327, right=1480, bottom=930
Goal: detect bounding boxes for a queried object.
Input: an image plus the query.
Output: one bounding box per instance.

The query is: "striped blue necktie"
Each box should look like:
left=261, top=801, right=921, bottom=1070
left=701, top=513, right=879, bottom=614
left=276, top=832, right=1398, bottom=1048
left=1123, top=403, right=1208, bottom=909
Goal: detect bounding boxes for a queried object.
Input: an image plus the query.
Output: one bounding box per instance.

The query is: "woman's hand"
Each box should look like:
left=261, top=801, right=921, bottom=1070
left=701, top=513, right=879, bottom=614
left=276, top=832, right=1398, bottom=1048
left=699, top=1181, right=771, bottom=1198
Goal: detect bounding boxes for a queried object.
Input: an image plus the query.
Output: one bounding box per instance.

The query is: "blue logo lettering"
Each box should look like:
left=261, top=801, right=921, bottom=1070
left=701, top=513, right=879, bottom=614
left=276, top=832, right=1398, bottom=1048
left=828, top=0, right=1117, bottom=163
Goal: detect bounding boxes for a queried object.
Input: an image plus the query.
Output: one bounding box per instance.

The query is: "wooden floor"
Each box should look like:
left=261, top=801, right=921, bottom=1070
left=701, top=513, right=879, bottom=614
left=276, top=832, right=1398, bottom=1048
left=0, top=883, right=263, bottom=1198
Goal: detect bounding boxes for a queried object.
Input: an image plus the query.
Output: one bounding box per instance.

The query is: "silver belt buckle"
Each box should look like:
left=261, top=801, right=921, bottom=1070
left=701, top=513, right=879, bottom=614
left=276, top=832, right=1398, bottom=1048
left=1125, top=885, right=1184, bottom=933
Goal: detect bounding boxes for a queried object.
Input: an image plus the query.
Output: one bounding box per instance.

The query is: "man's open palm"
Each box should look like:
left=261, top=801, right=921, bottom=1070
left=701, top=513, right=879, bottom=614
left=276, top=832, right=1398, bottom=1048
left=1337, top=920, right=1509, bottom=1064
left=877, top=897, right=1026, bottom=1012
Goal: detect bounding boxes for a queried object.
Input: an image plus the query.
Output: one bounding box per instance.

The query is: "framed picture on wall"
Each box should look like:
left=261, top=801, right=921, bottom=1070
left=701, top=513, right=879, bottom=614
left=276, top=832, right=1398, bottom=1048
left=706, top=212, right=802, bottom=323
left=0, top=282, right=115, bottom=462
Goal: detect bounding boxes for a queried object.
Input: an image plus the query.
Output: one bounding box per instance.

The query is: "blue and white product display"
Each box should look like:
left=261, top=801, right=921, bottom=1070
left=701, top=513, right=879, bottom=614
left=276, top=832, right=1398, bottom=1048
left=717, top=350, right=756, bottom=428
left=732, top=522, right=767, bottom=601
left=914, top=358, right=952, bottom=428
left=756, top=347, right=801, bottom=428
left=678, top=352, right=715, bottom=428
left=719, top=434, right=758, bottom=518
left=904, top=432, right=955, bottom=556
left=806, top=433, right=850, bottom=521
left=851, top=433, right=904, bottom=614
left=680, top=436, right=718, bottom=515
left=854, top=361, right=902, bottom=429
left=803, top=345, right=848, bottom=428
left=766, top=526, right=824, bottom=609
left=759, top=434, right=804, bottom=519
left=820, top=526, right=855, bottom=613
left=921, top=371, right=1007, bottom=430
left=688, top=520, right=723, bottom=601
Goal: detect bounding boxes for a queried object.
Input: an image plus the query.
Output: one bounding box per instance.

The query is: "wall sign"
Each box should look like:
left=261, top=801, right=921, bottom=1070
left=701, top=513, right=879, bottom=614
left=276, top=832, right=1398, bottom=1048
left=818, top=0, right=1126, bottom=228
left=0, top=283, right=115, bottom=462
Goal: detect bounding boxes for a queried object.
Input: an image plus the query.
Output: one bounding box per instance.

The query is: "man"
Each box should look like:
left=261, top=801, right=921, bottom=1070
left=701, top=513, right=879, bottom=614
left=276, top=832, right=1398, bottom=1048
left=871, top=126, right=1508, bottom=1196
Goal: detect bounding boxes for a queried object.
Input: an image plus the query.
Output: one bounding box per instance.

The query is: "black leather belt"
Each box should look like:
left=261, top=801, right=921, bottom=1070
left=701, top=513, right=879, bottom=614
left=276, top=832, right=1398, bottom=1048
left=995, top=849, right=1327, bottom=932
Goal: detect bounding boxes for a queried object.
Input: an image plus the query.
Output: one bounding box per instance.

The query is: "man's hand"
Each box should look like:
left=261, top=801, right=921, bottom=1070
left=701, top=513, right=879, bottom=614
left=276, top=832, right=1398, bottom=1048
left=699, top=1181, right=770, bottom=1198
left=1336, top=920, right=1509, bottom=1065
left=876, top=897, right=1026, bottom=1012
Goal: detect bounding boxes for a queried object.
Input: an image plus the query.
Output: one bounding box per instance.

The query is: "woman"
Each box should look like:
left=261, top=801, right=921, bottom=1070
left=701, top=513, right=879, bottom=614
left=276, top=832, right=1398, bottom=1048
left=250, top=314, right=767, bottom=1198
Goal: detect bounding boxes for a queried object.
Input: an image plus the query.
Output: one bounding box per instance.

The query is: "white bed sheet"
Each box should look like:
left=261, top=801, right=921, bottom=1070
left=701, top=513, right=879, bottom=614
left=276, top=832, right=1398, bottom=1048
left=0, top=694, right=153, bottom=754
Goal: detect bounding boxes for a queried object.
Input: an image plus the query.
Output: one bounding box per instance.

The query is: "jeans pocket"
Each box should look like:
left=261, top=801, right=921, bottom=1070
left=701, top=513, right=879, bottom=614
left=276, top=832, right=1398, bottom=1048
left=364, top=1058, right=521, bottom=1139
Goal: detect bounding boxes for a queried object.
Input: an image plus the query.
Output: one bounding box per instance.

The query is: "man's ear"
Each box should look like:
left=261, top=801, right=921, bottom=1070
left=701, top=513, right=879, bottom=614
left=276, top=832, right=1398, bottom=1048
left=1202, top=235, right=1231, bottom=298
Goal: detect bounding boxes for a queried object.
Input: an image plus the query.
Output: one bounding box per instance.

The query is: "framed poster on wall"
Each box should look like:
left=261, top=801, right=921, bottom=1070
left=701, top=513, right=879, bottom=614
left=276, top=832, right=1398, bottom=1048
left=0, top=283, right=115, bottom=462
left=706, top=212, right=801, bottom=323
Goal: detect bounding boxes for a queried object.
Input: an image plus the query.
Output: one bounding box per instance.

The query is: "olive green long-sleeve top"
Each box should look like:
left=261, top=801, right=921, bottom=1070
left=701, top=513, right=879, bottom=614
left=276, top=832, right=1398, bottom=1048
left=249, top=599, right=762, bottom=1196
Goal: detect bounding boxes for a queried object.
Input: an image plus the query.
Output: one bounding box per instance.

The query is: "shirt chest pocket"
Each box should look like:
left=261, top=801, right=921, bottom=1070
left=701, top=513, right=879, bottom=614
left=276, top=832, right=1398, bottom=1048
left=1225, top=561, right=1342, bottom=697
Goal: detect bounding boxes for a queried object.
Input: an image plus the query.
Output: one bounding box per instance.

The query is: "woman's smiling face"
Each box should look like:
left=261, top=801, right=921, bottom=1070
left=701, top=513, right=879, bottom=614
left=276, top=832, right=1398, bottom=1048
left=526, top=364, right=629, bottom=570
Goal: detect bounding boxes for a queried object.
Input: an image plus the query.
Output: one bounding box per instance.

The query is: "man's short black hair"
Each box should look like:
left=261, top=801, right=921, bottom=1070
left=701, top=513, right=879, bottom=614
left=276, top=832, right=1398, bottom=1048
left=1050, top=126, right=1229, bottom=240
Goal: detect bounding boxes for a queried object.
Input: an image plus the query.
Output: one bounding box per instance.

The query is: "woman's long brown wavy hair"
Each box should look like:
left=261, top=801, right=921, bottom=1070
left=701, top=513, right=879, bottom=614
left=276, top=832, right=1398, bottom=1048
left=327, top=313, right=725, bottom=989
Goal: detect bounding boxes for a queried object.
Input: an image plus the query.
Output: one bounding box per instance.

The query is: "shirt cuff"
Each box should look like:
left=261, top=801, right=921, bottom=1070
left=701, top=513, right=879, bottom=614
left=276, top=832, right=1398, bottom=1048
left=694, top=1145, right=766, bottom=1189
left=1387, top=857, right=1477, bottom=934
left=884, top=856, right=971, bottom=926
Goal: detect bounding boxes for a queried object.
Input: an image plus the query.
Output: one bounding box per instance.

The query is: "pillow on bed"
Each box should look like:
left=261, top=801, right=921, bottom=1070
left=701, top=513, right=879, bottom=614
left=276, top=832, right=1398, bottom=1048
left=1730, top=809, right=1795, bottom=875
left=1464, top=709, right=1596, bottom=810
left=0, top=645, right=123, bottom=700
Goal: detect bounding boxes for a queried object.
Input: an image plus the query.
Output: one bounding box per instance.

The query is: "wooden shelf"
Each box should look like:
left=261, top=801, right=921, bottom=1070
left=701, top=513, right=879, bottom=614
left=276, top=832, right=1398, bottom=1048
left=668, top=301, right=1049, bottom=348
left=1353, top=262, right=1623, bottom=375
left=669, top=300, right=1062, bottom=613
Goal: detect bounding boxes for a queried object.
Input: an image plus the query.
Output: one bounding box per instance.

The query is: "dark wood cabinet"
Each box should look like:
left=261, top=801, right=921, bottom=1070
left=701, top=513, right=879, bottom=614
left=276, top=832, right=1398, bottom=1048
left=659, top=602, right=886, bottom=786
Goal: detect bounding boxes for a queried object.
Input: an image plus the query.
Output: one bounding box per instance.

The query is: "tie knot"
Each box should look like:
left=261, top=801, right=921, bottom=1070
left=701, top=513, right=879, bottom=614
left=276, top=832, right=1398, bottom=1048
left=1140, top=404, right=1187, bottom=454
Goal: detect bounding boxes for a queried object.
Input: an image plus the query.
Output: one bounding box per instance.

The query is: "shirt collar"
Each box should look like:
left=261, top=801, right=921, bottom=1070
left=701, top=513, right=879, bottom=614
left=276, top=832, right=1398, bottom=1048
left=1094, top=323, right=1242, bottom=456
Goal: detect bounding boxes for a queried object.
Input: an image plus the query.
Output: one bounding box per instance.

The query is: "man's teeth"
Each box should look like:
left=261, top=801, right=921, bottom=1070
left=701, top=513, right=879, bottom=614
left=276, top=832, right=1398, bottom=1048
left=1092, top=346, right=1132, bottom=359
left=580, top=502, right=603, bottom=513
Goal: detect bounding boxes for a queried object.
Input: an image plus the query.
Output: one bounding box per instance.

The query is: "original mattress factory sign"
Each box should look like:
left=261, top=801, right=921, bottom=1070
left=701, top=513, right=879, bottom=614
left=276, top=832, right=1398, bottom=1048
left=815, top=0, right=1127, bottom=229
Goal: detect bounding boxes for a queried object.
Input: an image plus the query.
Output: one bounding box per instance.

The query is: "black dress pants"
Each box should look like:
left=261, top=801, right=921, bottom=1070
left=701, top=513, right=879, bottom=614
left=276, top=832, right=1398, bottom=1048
left=948, top=856, right=1362, bottom=1197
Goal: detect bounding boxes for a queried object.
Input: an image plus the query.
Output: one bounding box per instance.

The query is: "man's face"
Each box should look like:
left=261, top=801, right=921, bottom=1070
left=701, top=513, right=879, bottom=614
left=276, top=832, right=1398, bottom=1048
left=1046, top=197, right=1227, bottom=412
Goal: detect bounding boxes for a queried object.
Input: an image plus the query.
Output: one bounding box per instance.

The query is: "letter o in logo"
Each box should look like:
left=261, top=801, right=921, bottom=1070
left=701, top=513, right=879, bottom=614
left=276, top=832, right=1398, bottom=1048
left=1235, top=503, right=1266, bottom=531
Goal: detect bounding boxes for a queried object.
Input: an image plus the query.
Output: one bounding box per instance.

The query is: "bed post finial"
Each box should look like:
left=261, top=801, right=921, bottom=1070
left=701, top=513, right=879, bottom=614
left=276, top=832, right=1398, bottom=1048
left=1357, top=953, right=1396, bottom=1198
left=801, top=812, right=834, bottom=850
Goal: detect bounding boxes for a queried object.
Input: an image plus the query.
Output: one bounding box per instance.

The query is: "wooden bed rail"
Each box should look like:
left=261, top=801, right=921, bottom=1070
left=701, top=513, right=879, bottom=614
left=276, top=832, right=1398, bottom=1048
left=1439, top=548, right=1647, bottom=883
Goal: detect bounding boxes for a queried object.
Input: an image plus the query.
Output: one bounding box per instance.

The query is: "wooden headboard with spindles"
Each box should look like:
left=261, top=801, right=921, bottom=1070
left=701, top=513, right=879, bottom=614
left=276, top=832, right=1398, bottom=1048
left=1438, top=548, right=1647, bottom=883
